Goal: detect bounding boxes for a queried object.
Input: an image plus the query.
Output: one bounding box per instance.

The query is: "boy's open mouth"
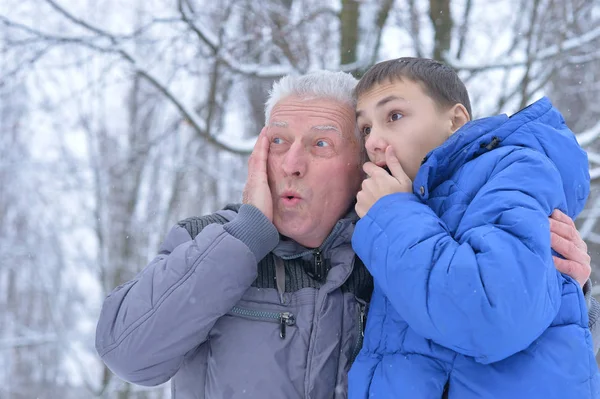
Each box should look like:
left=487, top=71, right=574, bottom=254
left=374, top=161, right=391, bottom=175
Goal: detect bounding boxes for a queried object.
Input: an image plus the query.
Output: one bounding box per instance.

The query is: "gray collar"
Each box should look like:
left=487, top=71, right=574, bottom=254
left=272, top=209, right=358, bottom=262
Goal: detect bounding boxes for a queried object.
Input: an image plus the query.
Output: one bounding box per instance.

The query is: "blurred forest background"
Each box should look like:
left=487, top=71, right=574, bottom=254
left=1, top=0, right=600, bottom=397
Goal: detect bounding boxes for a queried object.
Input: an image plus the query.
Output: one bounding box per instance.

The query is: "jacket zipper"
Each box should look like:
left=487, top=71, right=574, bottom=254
left=350, top=302, right=366, bottom=364
left=314, top=248, right=323, bottom=271
left=229, top=306, right=296, bottom=339
left=311, top=248, right=325, bottom=280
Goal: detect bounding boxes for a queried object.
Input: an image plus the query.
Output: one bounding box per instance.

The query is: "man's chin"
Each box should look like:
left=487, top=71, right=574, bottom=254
left=274, top=217, right=311, bottom=241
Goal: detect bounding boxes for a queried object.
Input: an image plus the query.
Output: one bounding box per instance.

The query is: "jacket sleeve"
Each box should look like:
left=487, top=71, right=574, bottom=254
left=95, top=204, right=279, bottom=386
left=353, top=148, right=569, bottom=364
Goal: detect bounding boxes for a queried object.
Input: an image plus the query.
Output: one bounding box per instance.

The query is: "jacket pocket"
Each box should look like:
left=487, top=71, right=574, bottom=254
left=228, top=306, right=297, bottom=339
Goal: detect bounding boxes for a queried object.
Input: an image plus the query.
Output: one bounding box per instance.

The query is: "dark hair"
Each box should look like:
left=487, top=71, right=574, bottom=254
left=355, top=57, right=472, bottom=118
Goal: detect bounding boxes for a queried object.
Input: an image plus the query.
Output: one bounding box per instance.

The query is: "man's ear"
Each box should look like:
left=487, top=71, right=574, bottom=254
left=448, top=103, right=470, bottom=134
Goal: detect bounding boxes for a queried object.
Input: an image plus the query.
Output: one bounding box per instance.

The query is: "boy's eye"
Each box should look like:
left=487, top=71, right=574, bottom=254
left=361, top=126, right=371, bottom=136
left=390, top=112, right=403, bottom=121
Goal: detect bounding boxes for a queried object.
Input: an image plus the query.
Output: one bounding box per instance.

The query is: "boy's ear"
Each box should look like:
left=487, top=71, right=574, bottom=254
left=448, top=103, right=470, bottom=135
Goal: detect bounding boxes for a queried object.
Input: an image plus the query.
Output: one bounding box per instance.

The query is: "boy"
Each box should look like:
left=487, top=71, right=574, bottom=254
left=348, top=57, right=600, bottom=398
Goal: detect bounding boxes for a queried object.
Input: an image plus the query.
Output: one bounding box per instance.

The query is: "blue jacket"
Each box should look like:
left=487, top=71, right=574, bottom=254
left=349, top=97, right=600, bottom=398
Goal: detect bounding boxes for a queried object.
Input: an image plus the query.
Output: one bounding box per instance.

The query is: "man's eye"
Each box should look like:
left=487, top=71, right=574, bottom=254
left=316, top=140, right=329, bottom=147
left=272, top=137, right=283, bottom=144
left=361, top=126, right=371, bottom=136
left=390, top=112, right=403, bottom=121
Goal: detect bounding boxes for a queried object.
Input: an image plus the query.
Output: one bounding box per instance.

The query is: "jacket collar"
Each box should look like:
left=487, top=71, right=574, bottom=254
left=413, top=97, right=556, bottom=200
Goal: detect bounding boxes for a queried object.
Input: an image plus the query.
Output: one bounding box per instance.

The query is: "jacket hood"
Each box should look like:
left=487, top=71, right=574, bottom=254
left=415, top=97, right=590, bottom=218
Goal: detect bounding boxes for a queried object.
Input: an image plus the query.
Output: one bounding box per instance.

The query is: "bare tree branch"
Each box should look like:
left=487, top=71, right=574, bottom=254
left=455, top=0, right=472, bottom=60
left=1, top=11, right=257, bottom=154
left=369, top=0, right=394, bottom=67
left=447, top=24, right=600, bottom=73
left=406, top=0, right=423, bottom=58
left=577, top=120, right=600, bottom=147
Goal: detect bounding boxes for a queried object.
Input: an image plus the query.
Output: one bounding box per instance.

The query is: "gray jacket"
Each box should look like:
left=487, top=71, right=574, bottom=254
left=96, top=204, right=372, bottom=398
left=95, top=204, right=600, bottom=398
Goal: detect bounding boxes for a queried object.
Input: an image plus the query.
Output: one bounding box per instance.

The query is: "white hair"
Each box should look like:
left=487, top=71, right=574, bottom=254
left=264, top=70, right=366, bottom=163
left=264, top=70, right=358, bottom=123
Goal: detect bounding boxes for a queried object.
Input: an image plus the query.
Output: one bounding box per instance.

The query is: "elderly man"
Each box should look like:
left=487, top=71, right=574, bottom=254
left=95, top=71, right=599, bottom=399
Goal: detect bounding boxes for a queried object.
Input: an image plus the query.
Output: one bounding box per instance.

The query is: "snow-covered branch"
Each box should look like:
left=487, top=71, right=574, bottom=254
left=576, top=120, right=600, bottom=147
left=1, top=7, right=259, bottom=154
left=446, top=25, right=600, bottom=73
left=537, top=25, right=600, bottom=59
left=0, top=334, right=57, bottom=350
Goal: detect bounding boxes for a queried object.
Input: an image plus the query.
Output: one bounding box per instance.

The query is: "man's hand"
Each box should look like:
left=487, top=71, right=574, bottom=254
left=356, top=147, right=412, bottom=218
left=550, top=209, right=591, bottom=287
left=242, top=127, right=273, bottom=221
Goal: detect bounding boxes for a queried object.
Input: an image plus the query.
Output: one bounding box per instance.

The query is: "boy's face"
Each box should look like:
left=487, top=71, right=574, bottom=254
left=356, top=78, right=463, bottom=181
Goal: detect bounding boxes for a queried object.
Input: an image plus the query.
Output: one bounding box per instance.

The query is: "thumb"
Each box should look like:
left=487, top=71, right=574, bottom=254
left=385, top=146, right=406, bottom=180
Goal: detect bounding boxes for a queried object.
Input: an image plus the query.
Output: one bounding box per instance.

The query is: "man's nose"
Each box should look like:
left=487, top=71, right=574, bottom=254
left=281, top=143, right=307, bottom=177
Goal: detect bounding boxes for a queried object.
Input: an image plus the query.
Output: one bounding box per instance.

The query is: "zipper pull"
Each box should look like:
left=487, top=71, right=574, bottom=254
left=313, top=248, right=323, bottom=280
left=359, top=306, right=365, bottom=337
left=279, top=312, right=296, bottom=339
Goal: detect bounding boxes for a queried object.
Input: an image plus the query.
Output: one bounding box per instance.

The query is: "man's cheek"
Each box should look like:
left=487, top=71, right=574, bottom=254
left=266, top=165, right=276, bottom=192
left=266, top=156, right=279, bottom=178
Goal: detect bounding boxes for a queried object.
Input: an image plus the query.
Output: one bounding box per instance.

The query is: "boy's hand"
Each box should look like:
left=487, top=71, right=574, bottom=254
left=356, top=147, right=412, bottom=218
left=550, top=209, right=591, bottom=288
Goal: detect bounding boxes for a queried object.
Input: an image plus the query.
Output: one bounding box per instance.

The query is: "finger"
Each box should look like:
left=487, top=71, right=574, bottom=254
left=355, top=202, right=365, bottom=218
left=385, top=146, right=407, bottom=180
left=553, top=256, right=588, bottom=287
left=362, top=162, right=387, bottom=178
left=248, top=129, right=270, bottom=176
left=549, top=218, right=586, bottom=251
left=551, top=232, right=591, bottom=266
left=355, top=191, right=367, bottom=218
left=551, top=209, right=576, bottom=228
left=249, top=127, right=267, bottom=155
left=361, top=178, right=369, bottom=190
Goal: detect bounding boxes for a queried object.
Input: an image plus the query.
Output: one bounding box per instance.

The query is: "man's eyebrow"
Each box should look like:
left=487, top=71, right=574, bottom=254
left=270, top=120, right=288, bottom=127
left=311, top=124, right=339, bottom=132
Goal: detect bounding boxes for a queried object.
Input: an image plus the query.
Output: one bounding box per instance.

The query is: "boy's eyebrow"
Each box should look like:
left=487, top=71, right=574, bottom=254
left=376, top=95, right=405, bottom=108
left=356, top=95, right=406, bottom=118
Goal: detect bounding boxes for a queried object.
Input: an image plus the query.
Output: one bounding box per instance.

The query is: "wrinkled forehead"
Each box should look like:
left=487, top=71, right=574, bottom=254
left=269, top=96, right=357, bottom=136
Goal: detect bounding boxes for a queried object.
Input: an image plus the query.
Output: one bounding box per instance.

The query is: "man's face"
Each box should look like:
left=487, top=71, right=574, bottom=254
left=356, top=79, right=454, bottom=181
left=266, top=96, right=362, bottom=248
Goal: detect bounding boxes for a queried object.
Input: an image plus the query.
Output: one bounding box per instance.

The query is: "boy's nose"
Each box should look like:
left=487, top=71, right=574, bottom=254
left=364, top=130, right=387, bottom=158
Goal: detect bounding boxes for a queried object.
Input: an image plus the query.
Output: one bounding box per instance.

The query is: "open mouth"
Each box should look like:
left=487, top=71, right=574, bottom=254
left=281, top=191, right=302, bottom=205
left=374, top=162, right=391, bottom=175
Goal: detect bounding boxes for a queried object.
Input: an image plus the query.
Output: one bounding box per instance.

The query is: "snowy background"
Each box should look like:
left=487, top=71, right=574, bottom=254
left=1, top=0, right=600, bottom=397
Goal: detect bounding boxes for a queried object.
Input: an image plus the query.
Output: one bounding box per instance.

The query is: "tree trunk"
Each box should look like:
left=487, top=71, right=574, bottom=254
left=429, top=0, right=453, bottom=61
left=340, top=0, right=360, bottom=66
